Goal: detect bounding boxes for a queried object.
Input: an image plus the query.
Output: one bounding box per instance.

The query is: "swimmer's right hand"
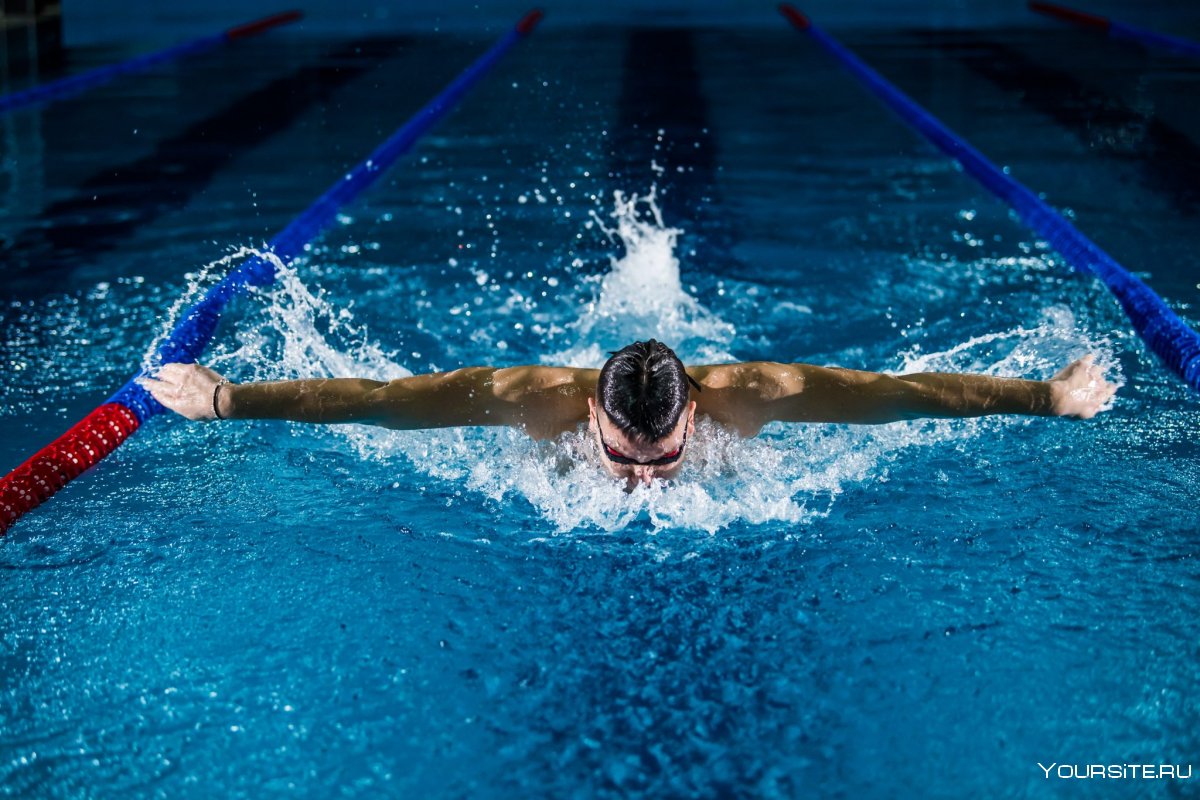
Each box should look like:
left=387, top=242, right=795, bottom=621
left=138, top=362, right=230, bottom=421
left=1047, top=355, right=1117, bottom=419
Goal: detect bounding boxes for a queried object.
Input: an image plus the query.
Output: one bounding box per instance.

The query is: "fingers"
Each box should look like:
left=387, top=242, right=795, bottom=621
left=155, top=362, right=192, bottom=382
left=138, top=375, right=192, bottom=414
left=137, top=376, right=189, bottom=419
left=1098, top=378, right=1118, bottom=406
left=138, top=375, right=178, bottom=402
left=153, top=361, right=226, bottom=383
left=137, top=362, right=225, bottom=421
left=1051, top=357, right=1086, bottom=382
left=1080, top=357, right=1117, bottom=405
left=1052, top=353, right=1119, bottom=418
left=1076, top=376, right=1118, bottom=418
left=140, top=365, right=192, bottom=402
left=1056, top=354, right=1111, bottom=386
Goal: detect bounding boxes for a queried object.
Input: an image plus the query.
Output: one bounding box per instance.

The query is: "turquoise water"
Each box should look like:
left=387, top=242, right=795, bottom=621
left=3, top=20, right=1200, bottom=798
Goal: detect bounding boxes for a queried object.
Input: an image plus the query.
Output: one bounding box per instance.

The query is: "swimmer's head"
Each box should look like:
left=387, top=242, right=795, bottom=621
left=588, top=339, right=698, bottom=486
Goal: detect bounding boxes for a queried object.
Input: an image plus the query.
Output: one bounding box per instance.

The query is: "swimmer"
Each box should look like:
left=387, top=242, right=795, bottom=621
left=141, top=340, right=1116, bottom=487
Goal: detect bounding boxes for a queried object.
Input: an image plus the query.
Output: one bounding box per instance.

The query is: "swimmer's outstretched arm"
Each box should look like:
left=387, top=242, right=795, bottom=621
left=140, top=362, right=596, bottom=438
left=690, top=356, right=1116, bottom=434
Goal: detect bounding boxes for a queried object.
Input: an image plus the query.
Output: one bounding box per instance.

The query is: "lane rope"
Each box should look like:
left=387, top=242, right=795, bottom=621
left=0, top=11, right=303, bottom=115
left=0, top=9, right=545, bottom=536
left=779, top=4, right=1200, bottom=396
left=1029, top=2, right=1200, bottom=60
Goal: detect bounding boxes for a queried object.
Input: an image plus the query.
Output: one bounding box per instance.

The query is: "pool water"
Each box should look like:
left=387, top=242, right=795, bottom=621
left=3, top=16, right=1200, bottom=798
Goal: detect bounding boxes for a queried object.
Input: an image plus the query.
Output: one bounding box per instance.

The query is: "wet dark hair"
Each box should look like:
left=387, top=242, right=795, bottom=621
left=597, top=339, right=699, bottom=443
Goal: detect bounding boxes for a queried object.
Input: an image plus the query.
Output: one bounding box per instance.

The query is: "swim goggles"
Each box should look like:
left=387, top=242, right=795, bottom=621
left=592, top=410, right=687, bottom=466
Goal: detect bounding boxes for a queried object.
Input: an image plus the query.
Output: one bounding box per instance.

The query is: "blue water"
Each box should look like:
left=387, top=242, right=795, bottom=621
left=3, top=15, right=1200, bottom=798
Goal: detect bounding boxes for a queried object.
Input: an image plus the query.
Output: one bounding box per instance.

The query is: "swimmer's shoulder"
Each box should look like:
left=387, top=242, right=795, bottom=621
left=492, top=365, right=599, bottom=439
left=689, top=361, right=805, bottom=395
left=492, top=365, right=599, bottom=399
left=688, top=361, right=811, bottom=437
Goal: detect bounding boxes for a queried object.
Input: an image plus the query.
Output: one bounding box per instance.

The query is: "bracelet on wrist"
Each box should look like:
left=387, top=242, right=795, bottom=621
left=213, top=379, right=230, bottom=420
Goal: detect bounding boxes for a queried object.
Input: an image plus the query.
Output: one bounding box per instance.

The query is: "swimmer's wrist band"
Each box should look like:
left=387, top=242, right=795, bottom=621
left=212, top=379, right=230, bottom=421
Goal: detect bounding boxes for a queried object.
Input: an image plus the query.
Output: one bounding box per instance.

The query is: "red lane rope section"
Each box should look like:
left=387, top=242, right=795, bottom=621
left=0, top=404, right=141, bottom=536
left=516, top=9, right=545, bottom=35
left=779, top=3, right=811, bottom=30
left=225, top=10, right=303, bottom=41
left=1028, top=1, right=1111, bottom=31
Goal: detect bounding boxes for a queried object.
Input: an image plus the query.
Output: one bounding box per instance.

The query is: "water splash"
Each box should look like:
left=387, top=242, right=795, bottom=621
left=897, top=304, right=1122, bottom=395
left=551, top=188, right=735, bottom=366
left=139, top=245, right=398, bottom=384
left=224, top=257, right=407, bottom=385
left=193, top=197, right=1118, bottom=534
left=140, top=246, right=284, bottom=373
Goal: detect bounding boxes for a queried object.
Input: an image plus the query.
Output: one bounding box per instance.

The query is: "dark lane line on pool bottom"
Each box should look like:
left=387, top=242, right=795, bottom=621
left=911, top=30, right=1200, bottom=216
left=610, top=29, right=739, bottom=274
left=0, top=36, right=413, bottom=288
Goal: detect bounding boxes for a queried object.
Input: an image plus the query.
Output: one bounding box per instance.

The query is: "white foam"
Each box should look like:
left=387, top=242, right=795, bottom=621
left=141, top=246, right=280, bottom=373
left=233, top=260, right=407, bottom=385
left=184, top=197, right=1120, bottom=534
left=550, top=188, right=735, bottom=366
left=897, top=304, right=1122, bottom=389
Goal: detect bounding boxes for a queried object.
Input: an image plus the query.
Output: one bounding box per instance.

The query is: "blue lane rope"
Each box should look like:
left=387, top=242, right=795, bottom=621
left=1109, top=21, right=1200, bottom=60
left=107, top=9, right=546, bottom=421
left=0, top=12, right=302, bottom=116
left=780, top=4, right=1200, bottom=393
left=0, top=37, right=221, bottom=115
left=0, top=9, right=543, bottom=536
left=1029, top=2, right=1200, bottom=60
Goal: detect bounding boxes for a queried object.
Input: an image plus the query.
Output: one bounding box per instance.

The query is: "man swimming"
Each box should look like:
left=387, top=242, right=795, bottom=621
left=142, top=339, right=1116, bottom=487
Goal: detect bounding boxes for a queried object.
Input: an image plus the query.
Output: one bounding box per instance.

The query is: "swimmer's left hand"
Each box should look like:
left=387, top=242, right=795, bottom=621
left=1048, top=355, right=1117, bottom=419
left=138, top=362, right=229, bottom=421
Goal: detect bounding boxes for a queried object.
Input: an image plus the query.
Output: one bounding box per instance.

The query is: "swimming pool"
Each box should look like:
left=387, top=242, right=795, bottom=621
left=2, top=10, right=1199, bottom=797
